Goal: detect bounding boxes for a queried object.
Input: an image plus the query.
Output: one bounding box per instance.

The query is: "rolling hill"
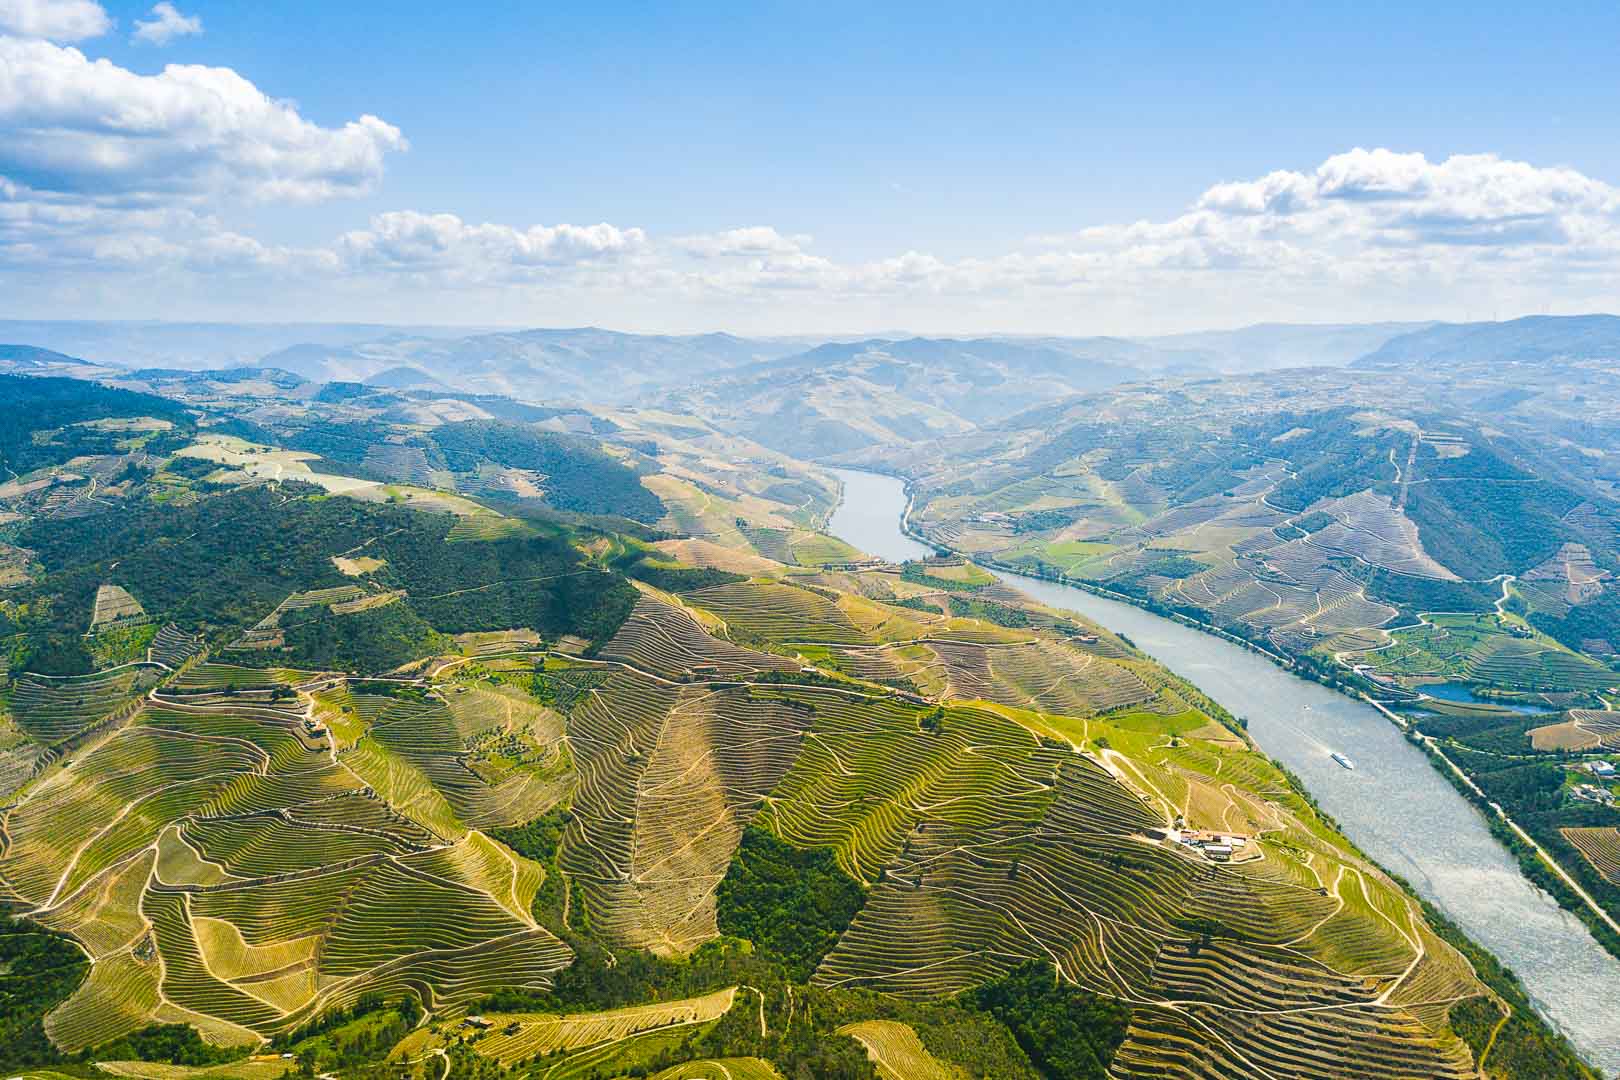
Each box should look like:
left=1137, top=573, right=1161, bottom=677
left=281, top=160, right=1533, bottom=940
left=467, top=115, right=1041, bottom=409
left=0, top=371, right=1596, bottom=1080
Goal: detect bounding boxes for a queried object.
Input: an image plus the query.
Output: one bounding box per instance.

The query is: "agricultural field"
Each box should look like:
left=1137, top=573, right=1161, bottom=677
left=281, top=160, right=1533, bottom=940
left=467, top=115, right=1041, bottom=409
left=3, top=676, right=578, bottom=1052
left=509, top=579, right=1507, bottom=1077
left=839, top=1020, right=968, bottom=1079
left=1362, top=614, right=1616, bottom=694
left=1562, top=827, right=1620, bottom=885
left=1530, top=710, right=1620, bottom=751
left=390, top=988, right=737, bottom=1066
left=91, top=586, right=148, bottom=629
left=0, top=371, right=1602, bottom=1080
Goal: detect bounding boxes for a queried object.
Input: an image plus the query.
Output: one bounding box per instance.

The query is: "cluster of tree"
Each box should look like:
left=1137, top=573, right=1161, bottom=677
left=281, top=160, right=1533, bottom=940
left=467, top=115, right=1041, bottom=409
left=967, top=960, right=1131, bottom=1079
left=89, top=1023, right=249, bottom=1067
left=1530, top=591, right=1620, bottom=656
left=1273, top=510, right=1335, bottom=541
left=1447, top=746, right=1571, bottom=814
left=489, top=807, right=573, bottom=864
left=1342, top=562, right=1500, bottom=619
left=749, top=668, right=845, bottom=689
left=715, top=827, right=867, bottom=981
left=430, top=420, right=665, bottom=523
left=881, top=595, right=941, bottom=614
left=373, top=521, right=639, bottom=651
left=280, top=600, right=451, bottom=674
left=160, top=454, right=225, bottom=481
left=1406, top=476, right=1583, bottom=578
left=1009, top=508, right=1080, bottom=534
left=1413, top=710, right=1547, bottom=756
left=1247, top=410, right=1403, bottom=512
left=281, top=419, right=396, bottom=473
left=947, top=595, right=1031, bottom=627
left=899, top=564, right=985, bottom=592
left=11, top=486, right=405, bottom=670
left=1149, top=445, right=1266, bottom=507
left=312, top=381, right=370, bottom=403
left=0, top=919, right=88, bottom=1069
left=612, top=547, right=745, bottom=593
left=271, top=994, right=423, bottom=1075
left=7, top=481, right=645, bottom=675
left=0, top=375, right=193, bottom=475
left=1106, top=554, right=1207, bottom=595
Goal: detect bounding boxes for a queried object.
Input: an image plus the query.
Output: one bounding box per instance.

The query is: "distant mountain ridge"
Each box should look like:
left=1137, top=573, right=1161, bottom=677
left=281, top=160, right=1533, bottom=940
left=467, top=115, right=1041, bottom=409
left=0, top=344, right=103, bottom=373
left=1136, top=321, right=1432, bottom=372
left=256, top=326, right=804, bottom=402
left=0, top=320, right=489, bottom=370
left=662, top=335, right=1152, bottom=457
left=8, top=316, right=1620, bottom=423
left=1358, top=314, right=1620, bottom=368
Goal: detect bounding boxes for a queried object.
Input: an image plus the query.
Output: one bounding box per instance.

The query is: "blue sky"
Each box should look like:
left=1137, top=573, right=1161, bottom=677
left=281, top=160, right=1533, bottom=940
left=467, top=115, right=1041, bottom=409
left=4, top=1, right=1620, bottom=333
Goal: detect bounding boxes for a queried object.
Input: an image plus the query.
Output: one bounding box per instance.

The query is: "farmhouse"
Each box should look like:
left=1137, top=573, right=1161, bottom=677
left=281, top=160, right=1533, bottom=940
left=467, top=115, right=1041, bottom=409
left=1572, top=783, right=1616, bottom=807
left=1178, top=829, right=1249, bottom=849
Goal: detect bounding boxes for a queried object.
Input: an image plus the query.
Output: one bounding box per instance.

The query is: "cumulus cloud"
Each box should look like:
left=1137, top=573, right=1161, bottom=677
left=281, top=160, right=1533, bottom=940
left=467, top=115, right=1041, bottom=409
left=0, top=0, right=109, bottom=41
left=132, top=2, right=200, bottom=45
left=655, top=150, right=1620, bottom=324
left=0, top=35, right=405, bottom=201
left=678, top=225, right=810, bottom=258
left=0, top=29, right=409, bottom=297
left=1074, top=148, right=1620, bottom=263
left=5, top=144, right=1620, bottom=329
left=338, top=211, right=646, bottom=278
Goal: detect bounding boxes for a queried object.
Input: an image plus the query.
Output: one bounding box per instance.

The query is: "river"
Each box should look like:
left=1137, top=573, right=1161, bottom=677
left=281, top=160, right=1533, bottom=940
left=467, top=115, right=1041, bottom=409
left=825, top=467, right=1620, bottom=1074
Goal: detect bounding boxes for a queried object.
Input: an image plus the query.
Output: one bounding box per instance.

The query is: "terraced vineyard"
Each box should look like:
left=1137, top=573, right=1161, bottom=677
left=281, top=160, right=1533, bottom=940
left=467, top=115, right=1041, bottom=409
left=1530, top=710, right=1620, bottom=751
left=1364, top=614, right=1616, bottom=693
left=1563, top=827, right=1620, bottom=885
left=467, top=580, right=1523, bottom=1077
left=554, top=662, right=811, bottom=953
left=7, top=668, right=153, bottom=745
left=598, top=593, right=800, bottom=679
left=0, top=451, right=1595, bottom=1080
left=391, top=987, right=737, bottom=1066
left=840, top=1020, right=968, bottom=1079
left=3, top=672, right=576, bottom=1052
left=683, top=580, right=869, bottom=645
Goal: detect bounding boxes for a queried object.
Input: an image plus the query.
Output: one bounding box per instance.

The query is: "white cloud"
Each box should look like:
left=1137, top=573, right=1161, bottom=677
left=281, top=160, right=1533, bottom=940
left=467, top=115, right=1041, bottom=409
left=678, top=225, right=810, bottom=258
left=0, top=35, right=405, bottom=201
left=4, top=145, right=1620, bottom=331
left=0, top=0, right=108, bottom=41
left=337, top=211, right=646, bottom=278
left=650, top=150, right=1620, bottom=328
left=132, top=2, right=200, bottom=46
left=1104, top=147, right=1620, bottom=260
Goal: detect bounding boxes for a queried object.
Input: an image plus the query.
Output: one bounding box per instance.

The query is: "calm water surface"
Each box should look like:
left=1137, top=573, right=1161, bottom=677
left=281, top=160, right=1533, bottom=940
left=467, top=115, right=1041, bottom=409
left=826, top=467, right=1620, bottom=1074
left=1422, top=681, right=1556, bottom=714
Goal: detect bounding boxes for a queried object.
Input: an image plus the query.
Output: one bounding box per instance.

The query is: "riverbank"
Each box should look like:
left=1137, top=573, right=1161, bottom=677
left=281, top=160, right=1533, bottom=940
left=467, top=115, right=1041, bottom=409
left=825, top=466, right=1620, bottom=1073
left=882, top=469, right=1620, bottom=963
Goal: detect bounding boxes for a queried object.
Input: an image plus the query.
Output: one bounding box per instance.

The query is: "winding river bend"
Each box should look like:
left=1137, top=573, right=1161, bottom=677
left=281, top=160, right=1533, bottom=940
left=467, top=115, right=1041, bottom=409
left=825, top=467, right=1620, bottom=1074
